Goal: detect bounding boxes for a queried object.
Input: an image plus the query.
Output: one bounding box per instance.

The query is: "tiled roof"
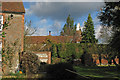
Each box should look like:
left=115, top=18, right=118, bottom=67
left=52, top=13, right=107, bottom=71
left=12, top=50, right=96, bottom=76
left=25, top=36, right=73, bottom=44
left=1, top=2, right=25, bottom=13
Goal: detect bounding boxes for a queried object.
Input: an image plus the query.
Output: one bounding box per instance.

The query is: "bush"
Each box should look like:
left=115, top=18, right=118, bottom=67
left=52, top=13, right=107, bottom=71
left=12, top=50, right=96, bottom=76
left=19, top=52, right=40, bottom=74
left=51, top=43, right=84, bottom=63
left=80, top=51, right=94, bottom=66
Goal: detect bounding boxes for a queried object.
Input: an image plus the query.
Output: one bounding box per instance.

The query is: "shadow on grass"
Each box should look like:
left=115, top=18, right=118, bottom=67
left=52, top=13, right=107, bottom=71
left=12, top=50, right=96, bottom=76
left=45, top=62, right=77, bottom=79
left=2, top=63, right=120, bottom=80
left=74, top=65, right=120, bottom=80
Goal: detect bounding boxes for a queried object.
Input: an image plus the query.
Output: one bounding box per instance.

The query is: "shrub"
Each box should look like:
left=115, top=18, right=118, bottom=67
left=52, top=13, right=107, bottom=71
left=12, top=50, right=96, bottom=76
left=19, top=51, right=40, bottom=74
left=50, top=43, right=85, bottom=63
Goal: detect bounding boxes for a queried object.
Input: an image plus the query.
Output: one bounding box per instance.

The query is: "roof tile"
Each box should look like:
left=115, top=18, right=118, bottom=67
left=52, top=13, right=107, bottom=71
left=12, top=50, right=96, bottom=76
left=25, top=36, right=73, bottom=44
left=1, top=2, right=25, bottom=13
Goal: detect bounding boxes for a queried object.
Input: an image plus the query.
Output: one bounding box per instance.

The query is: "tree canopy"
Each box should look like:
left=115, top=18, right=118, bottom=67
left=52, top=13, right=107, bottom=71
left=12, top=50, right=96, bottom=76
left=82, top=14, right=97, bottom=43
left=98, top=2, right=120, bottom=30
left=98, top=2, right=120, bottom=52
left=98, top=2, right=120, bottom=66
left=60, top=15, right=76, bottom=36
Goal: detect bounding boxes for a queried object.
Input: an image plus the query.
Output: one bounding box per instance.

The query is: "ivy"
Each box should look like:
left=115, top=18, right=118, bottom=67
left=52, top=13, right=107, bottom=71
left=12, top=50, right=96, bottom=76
left=2, top=35, right=5, bottom=38
left=3, top=22, right=8, bottom=29
left=2, top=16, right=15, bottom=74
left=51, top=43, right=85, bottom=63
left=2, top=32, right=5, bottom=35
left=2, top=54, right=5, bottom=57
left=51, top=43, right=104, bottom=63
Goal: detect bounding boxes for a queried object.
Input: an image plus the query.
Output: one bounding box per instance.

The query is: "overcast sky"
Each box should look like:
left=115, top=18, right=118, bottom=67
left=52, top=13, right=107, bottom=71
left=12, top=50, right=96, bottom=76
left=24, top=2, right=105, bottom=39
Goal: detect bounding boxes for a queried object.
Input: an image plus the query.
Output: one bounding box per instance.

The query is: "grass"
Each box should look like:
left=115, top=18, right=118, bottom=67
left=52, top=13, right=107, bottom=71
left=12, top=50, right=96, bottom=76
left=2, top=72, right=26, bottom=79
left=1, top=64, right=120, bottom=80
left=74, top=65, right=120, bottom=79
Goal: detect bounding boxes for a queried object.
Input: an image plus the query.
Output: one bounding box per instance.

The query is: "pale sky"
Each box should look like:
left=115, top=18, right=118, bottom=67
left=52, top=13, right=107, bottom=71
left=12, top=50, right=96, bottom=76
left=24, top=2, right=105, bottom=38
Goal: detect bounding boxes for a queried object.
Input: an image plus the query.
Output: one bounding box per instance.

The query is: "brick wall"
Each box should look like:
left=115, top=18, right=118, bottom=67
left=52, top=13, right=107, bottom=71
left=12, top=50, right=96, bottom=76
left=4, top=13, right=24, bottom=50
left=2, top=13, right=24, bottom=74
left=92, top=54, right=119, bottom=65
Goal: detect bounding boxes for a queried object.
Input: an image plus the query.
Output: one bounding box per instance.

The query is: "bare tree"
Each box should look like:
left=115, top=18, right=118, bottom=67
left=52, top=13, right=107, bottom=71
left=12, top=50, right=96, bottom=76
left=24, top=20, right=37, bottom=51
left=98, top=26, right=113, bottom=44
left=24, top=20, right=37, bottom=36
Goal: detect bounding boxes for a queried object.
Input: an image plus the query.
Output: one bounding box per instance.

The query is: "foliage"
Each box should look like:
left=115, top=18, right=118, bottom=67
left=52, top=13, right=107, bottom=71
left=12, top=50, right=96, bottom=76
left=20, top=51, right=41, bottom=74
left=60, top=14, right=76, bottom=36
left=42, top=39, right=53, bottom=51
left=3, top=40, right=21, bottom=72
left=93, top=44, right=119, bottom=66
left=98, top=2, right=120, bottom=29
left=51, top=44, right=57, bottom=57
left=2, top=16, right=22, bottom=74
left=1, top=16, right=10, bottom=39
left=82, top=14, right=97, bottom=43
left=51, top=43, right=98, bottom=63
left=8, top=72, right=25, bottom=77
left=98, top=2, right=120, bottom=50
left=80, top=53, right=94, bottom=66
left=98, top=2, right=120, bottom=65
left=51, top=43, right=118, bottom=66
left=25, top=41, right=113, bottom=64
left=80, top=44, right=95, bottom=66
left=54, top=43, right=83, bottom=62
left=25, top=38, right=54, bottom=52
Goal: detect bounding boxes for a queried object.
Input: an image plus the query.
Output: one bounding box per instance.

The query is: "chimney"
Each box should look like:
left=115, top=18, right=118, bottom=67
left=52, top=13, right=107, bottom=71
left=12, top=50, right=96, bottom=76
left=49, top=31, right=51, bottom=36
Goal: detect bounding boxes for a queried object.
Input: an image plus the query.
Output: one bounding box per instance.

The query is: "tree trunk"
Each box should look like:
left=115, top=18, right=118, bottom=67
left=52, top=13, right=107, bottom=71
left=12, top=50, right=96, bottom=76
left=118, top=54, right=120, bottom=64
left=99, top=53, right=101, bottom=65
left=108, top=58, right=112, bottom=66
left=112, top=56, right=118, bottom=66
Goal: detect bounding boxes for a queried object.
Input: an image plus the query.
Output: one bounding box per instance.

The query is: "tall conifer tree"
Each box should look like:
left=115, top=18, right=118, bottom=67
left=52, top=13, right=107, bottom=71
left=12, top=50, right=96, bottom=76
left=60, top=15, right=76, bottom=36
left=82, top=14, right=97, bottom=43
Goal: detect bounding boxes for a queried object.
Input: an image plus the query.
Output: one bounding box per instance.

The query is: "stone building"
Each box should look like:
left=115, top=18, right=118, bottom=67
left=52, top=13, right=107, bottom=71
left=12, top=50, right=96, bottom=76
left=0, top=1, right=25, bottom=74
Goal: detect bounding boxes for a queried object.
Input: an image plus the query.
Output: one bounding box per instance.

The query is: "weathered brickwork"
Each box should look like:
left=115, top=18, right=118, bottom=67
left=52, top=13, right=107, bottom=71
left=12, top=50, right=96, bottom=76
left=2, top=13, right=24, bottom=74
left=0, top=2, right=25, bottom=75
left=92, top=54, right=119, bottom=65
left=4, top=13, right=24, bottom=51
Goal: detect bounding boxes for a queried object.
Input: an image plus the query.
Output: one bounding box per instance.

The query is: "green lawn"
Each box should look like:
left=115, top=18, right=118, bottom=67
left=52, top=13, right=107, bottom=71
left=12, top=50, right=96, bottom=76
left=74, top=65, right=120, bottom=79
left=1, top=64, right=120, bottom=80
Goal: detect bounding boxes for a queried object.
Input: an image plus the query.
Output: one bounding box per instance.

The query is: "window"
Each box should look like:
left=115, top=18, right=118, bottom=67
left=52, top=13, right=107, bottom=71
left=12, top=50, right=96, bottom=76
left=0, top=15, right=3, bottom=31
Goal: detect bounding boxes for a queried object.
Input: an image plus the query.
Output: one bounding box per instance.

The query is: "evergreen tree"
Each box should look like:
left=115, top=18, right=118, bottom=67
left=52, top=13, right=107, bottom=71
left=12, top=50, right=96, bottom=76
left=60, top=15, right=76, bottom=36
left=82, top=14, right=97, bottom=43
